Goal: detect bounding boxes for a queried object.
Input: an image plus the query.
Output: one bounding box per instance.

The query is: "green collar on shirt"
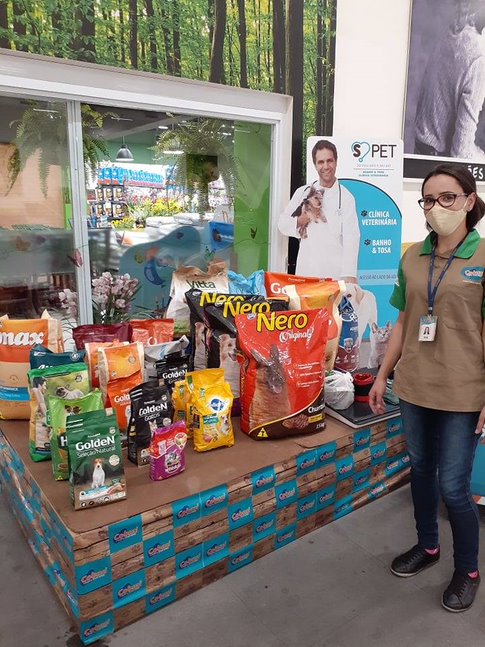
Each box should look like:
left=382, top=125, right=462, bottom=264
left=419, top=229, right=480, bottom=259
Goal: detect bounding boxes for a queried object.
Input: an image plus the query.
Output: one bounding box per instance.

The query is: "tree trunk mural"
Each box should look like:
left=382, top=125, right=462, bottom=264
left=237, top=0, right=248, bottom=88
left=272, top=0, right=285, bottom=93
left=173, top=0, right=181, bottom=76
left=209, top=0, right=226, bottom=84
left=161, top=2, right=174, bottom=75
left=286, top=0, right=304, bottom=189
left=129, top=0, right=138, bottom=68
left=145, top=0, right=158, bottom=72
left=0, top=2, right=9, bottom=49
left=13, top=1, right=27, bottom=51
left=316, top=0, right=325, bottom=134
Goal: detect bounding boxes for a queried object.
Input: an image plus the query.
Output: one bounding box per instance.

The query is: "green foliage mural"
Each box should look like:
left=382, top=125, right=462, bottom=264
left=0, top=0, right=336, bottom=185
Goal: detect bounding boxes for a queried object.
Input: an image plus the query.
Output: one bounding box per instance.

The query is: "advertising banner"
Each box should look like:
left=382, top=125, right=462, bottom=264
left=279, top=137, right=403, bottom=369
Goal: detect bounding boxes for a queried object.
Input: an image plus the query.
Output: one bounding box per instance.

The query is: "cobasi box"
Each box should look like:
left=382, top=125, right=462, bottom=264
left=66, top=408, right=126, bottom=510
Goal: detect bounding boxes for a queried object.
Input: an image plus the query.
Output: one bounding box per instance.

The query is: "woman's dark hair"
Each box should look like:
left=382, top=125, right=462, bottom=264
left=422, top=163, right=485, bottom=231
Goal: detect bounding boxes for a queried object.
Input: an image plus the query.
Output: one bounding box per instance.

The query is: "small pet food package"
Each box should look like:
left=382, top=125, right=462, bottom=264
left=0, top=311, right=63, bottom=420
left=30, top=345, right=86, bottom=370
left=172, top=380, right=187, bottom=422
left=202, top=294, right=289, bottom=408
left=72, top=323, right=132, bottom=350
left=27, top=363, right=90, bottom=462
left=67, top=409, right=126, bottom=510
left=282, top=279, right=345, bottom=371
left=144, top=336, right=189, bottom=379
left=185, top=369, right=234, bottom=452
left=127, top=380, right=173, bottom=466
left=131, top=319, right=174, bottom=346
left=149, top=421, right=188, bottom=480
left=236, top=308, right=329, bottom=440
left=335, top=296, right=360, bottom=373
left=184, top=368, right=225, bottom=436
left=48, top=390, right=104, bottom=480
left=98, top=341, right=145, bottom=441
left=85, top=341, right=128, bottom=388
left=166, top=261, right=229, bottom=336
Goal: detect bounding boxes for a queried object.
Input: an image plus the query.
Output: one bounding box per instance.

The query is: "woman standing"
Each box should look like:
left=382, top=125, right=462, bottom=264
left=369, top=164, right=485, bottom=612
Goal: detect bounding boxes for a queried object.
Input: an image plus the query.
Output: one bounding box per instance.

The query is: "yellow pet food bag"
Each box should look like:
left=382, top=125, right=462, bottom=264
left=184, top=368, right=224, bottom=437
left=185, top=369, right=234, bottom=452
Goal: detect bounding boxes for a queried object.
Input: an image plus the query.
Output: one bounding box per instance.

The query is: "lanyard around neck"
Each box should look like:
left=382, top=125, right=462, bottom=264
left=427, top=243, right=462, bottom=315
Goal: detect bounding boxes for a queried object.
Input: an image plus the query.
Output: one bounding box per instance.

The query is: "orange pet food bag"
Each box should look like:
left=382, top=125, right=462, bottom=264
left=85, top=341, right=128, bottom=388
left=98, top=342, right=144, bottom=439
left=283, top=279, right=345, bottom=371
left=130, top=319, right=175, bottom=346
left=0, top=311, right=63, bottom=420
left=264, top=272, right=323, bottom=297
left=235, top=309, right=329, bottom=440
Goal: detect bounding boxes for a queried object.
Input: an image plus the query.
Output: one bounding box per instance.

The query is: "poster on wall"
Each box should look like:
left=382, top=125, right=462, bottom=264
left=278, top=137, right=403, bottom=369
left=403, top=0, right=485, bottom=180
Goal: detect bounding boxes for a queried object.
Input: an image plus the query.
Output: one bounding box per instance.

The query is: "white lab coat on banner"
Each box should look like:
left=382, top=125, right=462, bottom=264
left=278, top=180, right=360, bottom=279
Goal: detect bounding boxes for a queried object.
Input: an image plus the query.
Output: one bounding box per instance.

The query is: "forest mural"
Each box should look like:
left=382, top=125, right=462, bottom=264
left=0, top=0, right=336, bottom=188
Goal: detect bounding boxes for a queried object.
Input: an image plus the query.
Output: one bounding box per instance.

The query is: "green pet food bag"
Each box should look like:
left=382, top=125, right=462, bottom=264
left=67, top=409, right=126, bottom=510
left=48, top=390, right=104, bottom=481
left=28, top=362, right=90, bottom=463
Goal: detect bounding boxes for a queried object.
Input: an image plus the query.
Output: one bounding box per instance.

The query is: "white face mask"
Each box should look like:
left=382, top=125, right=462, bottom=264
left=425, top=202, right=468, bottom=237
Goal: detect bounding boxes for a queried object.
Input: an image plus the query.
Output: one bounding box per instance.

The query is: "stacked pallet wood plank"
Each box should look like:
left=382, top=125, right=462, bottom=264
left=0, top=415, right=409, bottom=645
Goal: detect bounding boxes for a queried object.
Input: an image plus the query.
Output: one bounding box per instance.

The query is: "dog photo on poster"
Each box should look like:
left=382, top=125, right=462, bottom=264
left=404, top=0, right=485, bottom=170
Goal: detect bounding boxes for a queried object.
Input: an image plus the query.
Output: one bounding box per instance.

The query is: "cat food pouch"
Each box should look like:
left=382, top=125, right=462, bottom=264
left=172, top=381, right=187, bottom=422
left=28, top=363, right=90, bottom=462
left=203, top=295, right=289, bottom=409
left=30, top=345, right=86, bottom=370
left=72, top=323, right=132, bottom=351
left=283, top=280, right=345, bottom=371
left=0, top=311, right=63, bottom=420
left=98, top=342, right=145, bottom=441
left=149, top=421, right=188, bottom=480
left=85, top=341, right=128, bottom=388
left=155, top=353, right=190, bottom=393
left=127, top=381, right=173, bottom=466
left=67, top=409, right=126, bottom=510
left=236, top=309, right=329, bottom=440
left=144, top=336, right=190, bottom=379
left=166, top=261, right=229, bottom=336
left=48, top=390, right=104, bottom=481
left=335, top=296, right=360, bottom=373
left=184, top=368, right=225, bottom=437
left=186, top=372, right=234, bottom=452
left=130, top=319, right=175, bottom=346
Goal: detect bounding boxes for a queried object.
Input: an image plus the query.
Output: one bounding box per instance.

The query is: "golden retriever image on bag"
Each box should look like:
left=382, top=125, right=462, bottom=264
left=236, top=309, right=329, bottom=440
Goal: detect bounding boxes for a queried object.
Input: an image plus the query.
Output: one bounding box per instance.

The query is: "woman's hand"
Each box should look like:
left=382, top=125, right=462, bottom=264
left=475, top=406, right=485, bottom=444
left=369, top=377, right=387, bottom=416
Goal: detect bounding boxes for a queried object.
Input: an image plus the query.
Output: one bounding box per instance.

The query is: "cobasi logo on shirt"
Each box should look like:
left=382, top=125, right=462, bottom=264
left=460, top=266, right=484, bottom=284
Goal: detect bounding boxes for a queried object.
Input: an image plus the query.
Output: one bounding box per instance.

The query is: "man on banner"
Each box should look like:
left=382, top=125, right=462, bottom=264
left=278, top=139, right=360, bottom=281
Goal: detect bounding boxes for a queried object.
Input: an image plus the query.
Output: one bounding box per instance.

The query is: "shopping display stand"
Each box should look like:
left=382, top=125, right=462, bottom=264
left=0, top=415, right=409, bottom=645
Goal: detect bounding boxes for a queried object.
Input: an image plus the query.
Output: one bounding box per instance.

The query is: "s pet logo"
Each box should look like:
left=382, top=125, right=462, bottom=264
left=351, top=141, right=397, bottom=162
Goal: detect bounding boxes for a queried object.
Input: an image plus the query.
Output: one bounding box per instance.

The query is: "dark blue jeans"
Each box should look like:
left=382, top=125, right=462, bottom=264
left=399, top=399, right=480, bottom=574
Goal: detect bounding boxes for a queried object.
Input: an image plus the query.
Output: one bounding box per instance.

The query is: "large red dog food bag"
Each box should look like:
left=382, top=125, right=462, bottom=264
left=0, top=311, right=63, bottom=420
left=236, top=308, right=329, bottom=439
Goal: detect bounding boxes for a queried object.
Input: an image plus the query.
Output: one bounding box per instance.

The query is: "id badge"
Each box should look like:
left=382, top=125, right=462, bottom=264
left=419, top=315, right=437, bottom=342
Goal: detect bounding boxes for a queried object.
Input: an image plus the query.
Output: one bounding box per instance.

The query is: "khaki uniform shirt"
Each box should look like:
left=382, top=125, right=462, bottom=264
left=390, top=229, right=485, bottom=412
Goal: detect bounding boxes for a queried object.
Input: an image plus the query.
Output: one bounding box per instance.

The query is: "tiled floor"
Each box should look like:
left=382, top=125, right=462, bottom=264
left=1, top=484, right=485, bottom=647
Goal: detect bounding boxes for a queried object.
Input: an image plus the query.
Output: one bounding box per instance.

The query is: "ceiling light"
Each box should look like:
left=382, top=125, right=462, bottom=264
left=162, top=150, right=184, bottom=155
left=115, top=137, right=134, bottom=162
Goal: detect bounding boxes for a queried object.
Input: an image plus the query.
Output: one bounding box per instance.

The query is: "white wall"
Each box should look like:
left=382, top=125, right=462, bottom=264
left=333, top=0, right=427, bottom=244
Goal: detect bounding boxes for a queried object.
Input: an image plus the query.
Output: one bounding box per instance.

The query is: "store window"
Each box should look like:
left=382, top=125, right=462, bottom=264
left=0, top=96, right=78, bottom=322
left=83, top=104, right=272, bottom=317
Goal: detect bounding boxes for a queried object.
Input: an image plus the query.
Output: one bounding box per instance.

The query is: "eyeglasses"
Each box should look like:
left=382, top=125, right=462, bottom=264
left=418, top=193, right=469, bottom=210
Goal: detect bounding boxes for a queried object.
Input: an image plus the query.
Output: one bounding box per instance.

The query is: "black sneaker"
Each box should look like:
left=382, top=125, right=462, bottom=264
left=442, top=571, right=480, bottom=612
left=390, top=544, right=440, bottom=578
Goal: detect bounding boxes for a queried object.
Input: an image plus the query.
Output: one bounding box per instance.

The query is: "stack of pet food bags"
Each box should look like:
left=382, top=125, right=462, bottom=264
left=231, top=272, right=350, bottom=440
left=26, top=339, right=127, bottom=510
